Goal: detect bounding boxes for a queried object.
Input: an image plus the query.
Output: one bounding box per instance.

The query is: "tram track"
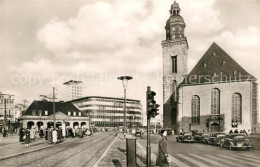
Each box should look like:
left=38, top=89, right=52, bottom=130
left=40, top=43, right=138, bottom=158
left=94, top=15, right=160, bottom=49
left=0, top=133, right=116, bottom=167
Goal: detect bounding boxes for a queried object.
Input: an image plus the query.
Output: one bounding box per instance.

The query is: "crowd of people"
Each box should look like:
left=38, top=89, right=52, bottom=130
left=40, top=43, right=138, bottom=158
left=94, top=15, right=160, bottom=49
left=229, top=129, right=249, bottom=135
left=17, top=126, right=93, bottom=148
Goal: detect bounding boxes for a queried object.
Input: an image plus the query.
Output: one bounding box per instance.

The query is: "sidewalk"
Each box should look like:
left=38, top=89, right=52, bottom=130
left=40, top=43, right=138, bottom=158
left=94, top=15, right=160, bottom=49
left=97, top=133, right=157, bottom=167
left=0, top=134, right=82, bottom=160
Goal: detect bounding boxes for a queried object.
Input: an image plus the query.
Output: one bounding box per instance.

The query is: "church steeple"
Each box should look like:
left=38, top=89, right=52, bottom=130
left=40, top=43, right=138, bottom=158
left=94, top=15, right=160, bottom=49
left=165, top=1, right=186, bottom=41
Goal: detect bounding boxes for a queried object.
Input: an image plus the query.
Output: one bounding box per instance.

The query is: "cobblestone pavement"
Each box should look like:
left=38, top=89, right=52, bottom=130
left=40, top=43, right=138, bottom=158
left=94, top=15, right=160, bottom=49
left=0, top=132, right=116, bottom=167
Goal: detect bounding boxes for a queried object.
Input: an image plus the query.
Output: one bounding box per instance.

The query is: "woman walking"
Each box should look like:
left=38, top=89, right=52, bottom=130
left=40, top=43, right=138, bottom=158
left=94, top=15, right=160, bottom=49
left=52, top=129, right=58, bottom=144
left=19, top=128, right=24, bottom=143
left=24, top=128, right=30, bottom=148
left=156, top=129, right=170, bottom=167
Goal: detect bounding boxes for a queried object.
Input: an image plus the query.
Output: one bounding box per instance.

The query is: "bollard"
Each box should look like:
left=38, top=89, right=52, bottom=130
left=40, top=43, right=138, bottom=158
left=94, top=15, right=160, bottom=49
left=126, top=137, right=136, bottom=167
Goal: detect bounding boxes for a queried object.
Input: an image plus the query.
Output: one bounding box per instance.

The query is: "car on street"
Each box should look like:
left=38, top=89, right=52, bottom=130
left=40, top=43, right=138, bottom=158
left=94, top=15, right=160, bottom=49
left=194, top=132, right=205, bottom=143
left=135, top=130, right=142, bottom=137
left=220, top=133, right=252, bottom=150
left=208, top=132, right=226, bottom=145
left=176, top=132, right=194, bottom=143
left=200, top=133, right=210, bottom=143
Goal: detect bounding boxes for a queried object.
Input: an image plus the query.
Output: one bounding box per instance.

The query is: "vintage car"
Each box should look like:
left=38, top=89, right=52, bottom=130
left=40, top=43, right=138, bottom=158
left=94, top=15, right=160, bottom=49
left=194, top=132, right=205, bottom=143
left=135, top=130, right=142, bottom=137
left=220, top=133, right=252, bottom=150
left=176, top=132, right=194, bottom=143
left=200, top=133, right=210, bottom=143
left=208, top=132, right=226, bottom=145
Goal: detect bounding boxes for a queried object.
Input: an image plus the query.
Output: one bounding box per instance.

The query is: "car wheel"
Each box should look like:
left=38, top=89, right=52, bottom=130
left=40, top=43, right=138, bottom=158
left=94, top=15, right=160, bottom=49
left=246, top=147, right=250, bottom=151
left=229, top=145, right=233, bottom=150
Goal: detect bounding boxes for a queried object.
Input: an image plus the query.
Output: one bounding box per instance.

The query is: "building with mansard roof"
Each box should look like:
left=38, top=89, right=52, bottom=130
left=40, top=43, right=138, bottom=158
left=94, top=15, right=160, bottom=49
left=162, top=1, right=259, bottom=133
left=20, top=100, right=89, bottom=130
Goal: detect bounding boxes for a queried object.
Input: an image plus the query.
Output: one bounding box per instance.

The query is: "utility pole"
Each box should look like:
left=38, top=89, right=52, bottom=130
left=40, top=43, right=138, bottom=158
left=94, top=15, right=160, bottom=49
left=4, top=99, right=7, bottom=131
left=146, top=86, right=151, bottom=167
left=53, top=87, right=56, bottom=129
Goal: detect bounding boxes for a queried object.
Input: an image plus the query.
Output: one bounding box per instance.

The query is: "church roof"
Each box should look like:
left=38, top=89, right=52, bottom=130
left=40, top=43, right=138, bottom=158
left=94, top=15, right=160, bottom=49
left=23, top=100, right=87, bottom=117
left=181, top=42, right=256, bottom=85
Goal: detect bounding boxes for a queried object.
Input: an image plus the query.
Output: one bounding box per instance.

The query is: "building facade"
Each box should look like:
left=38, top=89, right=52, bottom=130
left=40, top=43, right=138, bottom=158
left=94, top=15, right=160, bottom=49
left=162, top=1, right=259, bottom=133
left=0, top=92, right=15, bottom=128
left=71, top=96, right=142, bottom=128
left=20, top=100, right=89, bottom=130
left=60, top=80, right=83, bottom=101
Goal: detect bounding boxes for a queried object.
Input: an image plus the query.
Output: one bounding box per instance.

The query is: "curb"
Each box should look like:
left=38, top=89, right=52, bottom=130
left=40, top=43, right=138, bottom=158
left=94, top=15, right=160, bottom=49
left=93, top=135, right=118, bottom=167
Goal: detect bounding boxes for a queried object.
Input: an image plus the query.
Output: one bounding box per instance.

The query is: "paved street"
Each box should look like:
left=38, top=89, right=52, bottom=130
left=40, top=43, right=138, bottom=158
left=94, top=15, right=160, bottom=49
left=0, top=132, right=116, bottom=167
left=137, top=133, right=260, bottom=167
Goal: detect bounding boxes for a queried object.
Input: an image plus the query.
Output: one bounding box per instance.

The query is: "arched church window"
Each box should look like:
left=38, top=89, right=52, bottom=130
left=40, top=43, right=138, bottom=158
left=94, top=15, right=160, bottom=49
left=191, top=95, right=200, bottom=124
left=211, top=88, right=220, bottom=115
left=232, top=93, right=242, bottom=123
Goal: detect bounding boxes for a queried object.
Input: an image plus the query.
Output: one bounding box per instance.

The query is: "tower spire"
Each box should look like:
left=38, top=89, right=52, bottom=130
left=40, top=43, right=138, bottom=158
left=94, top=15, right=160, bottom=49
left=165, top=1, right=186, bottom=41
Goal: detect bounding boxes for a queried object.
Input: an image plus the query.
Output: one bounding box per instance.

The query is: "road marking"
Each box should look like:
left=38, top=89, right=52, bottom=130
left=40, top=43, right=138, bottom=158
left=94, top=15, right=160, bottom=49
left=190, top=154, right=227, bottom=167
left=203, top=154, right=246, bottom=167
left=136, top=141, right=157, bottom=163
left=169, top=155, right=190, bottom=167
left=93, top=135, right=117, bottom=167
left=229, top=154, right=260, bottom=164
left=217, top=154, right=259, bottom=167
left=176, top=154, right=210, bottom=167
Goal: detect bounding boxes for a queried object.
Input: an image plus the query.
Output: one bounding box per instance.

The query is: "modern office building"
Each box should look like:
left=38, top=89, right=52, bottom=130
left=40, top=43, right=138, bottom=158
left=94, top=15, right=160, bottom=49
left=0, top=92, right=15, bottom=127
left=60, top=80, right=83, bottom=101
left=70, top=96, right=142, bottom=128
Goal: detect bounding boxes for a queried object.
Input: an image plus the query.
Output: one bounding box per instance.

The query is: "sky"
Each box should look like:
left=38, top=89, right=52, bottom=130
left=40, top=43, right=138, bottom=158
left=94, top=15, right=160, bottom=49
left=0, top=0, right=260, bottom=116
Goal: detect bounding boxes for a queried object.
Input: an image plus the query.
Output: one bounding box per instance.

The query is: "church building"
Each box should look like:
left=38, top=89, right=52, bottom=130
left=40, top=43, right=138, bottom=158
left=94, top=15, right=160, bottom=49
left=162, top=1, right=259, bottom=133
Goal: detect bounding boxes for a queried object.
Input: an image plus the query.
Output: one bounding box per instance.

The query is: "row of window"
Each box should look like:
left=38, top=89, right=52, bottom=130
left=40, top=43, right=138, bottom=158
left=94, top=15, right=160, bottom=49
left=0, top=115, right=14, bottom=118
left=86, top=110, right=141, bottom=115
left=0, top=100, right=14, bottom=104
left=190, top=89, right=242, bottom=124
left=31, top=110, right=81, bottom=117
left=78, top=104, right=141, bottom=110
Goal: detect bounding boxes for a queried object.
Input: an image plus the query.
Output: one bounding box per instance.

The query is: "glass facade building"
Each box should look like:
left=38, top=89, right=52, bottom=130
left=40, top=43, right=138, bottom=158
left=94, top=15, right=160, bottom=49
left=71, top=96, right=142, bottom=128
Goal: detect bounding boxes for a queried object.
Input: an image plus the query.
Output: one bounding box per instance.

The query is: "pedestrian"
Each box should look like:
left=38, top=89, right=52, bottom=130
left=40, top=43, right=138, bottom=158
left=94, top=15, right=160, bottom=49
left=156, top=129, right=170, bottom=167
left=52, top=129, right=58, bottom=144
left=19, top=128, right=24, bottom=143
left=45, top=128, right=48, bottom=141
left=24, top=128, right=30, bottom=148
left=48, top=127, right=53, bottom=144
left=3, top=128, right=7, bottom=137
left=242, top=129, right=248, bottom=136
left=30, top=127, right=36, bottom=142
left=39, top=128, right=44, bottom=138
left=234, top=129, right=239, bottom=133
left=229, top=130, right=233, bottom=134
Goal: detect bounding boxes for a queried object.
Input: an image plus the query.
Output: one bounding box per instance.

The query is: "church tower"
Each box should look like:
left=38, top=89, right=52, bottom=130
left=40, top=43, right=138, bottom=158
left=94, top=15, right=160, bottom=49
left=162, top=1, right=188, bottom=131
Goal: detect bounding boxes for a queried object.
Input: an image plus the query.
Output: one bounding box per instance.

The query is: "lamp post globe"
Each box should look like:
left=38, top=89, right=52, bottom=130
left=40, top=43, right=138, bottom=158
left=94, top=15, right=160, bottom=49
left=117, top=76, right=132, bottom=138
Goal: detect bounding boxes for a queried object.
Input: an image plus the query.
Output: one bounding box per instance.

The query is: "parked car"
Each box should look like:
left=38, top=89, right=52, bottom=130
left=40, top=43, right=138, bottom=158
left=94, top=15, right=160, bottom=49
left=135, top=130, right=142, bottom=137
left=200, top=133, right=210, bottom=143
left=208, top=132, right=226, bottom=145
left=176, top=132, right=194, bottom=143
left=194, top=132, right=204, bottom=143
left=220, top=133, right=252, bottom=150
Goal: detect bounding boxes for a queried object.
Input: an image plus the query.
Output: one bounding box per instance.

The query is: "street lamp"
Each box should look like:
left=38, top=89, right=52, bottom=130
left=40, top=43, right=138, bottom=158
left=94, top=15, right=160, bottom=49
left=117, top=76, right=132, bottom=138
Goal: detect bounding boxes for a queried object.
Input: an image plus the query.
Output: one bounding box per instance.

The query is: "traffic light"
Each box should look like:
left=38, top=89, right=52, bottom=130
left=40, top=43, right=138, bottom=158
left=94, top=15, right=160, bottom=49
left=147, top=86, right=160, bottom=118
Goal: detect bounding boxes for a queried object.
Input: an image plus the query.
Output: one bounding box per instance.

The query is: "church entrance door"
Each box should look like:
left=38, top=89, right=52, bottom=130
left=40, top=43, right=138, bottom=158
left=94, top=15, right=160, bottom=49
left=210, top=122, right=219, bottom=132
